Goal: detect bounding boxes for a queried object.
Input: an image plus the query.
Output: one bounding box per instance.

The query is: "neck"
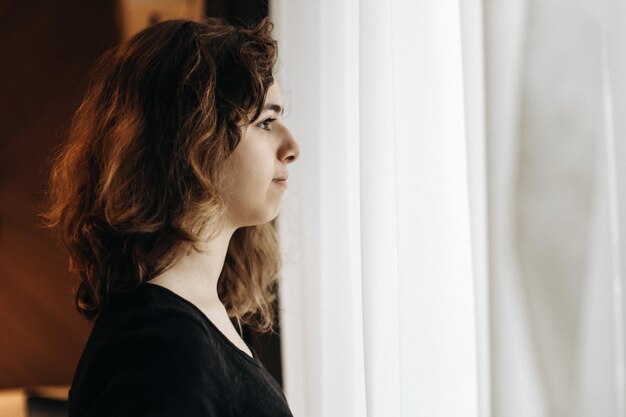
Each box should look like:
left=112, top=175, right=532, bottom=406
left=149, top=224, right=236, bottom=310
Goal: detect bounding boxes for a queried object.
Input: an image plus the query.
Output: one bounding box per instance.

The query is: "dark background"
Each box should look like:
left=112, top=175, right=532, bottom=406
left=0, top=0, right=284, bottom=391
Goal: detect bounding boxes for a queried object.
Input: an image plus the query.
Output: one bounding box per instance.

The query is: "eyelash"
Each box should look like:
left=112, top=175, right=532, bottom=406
left=257, top=118, right=276, bottom=131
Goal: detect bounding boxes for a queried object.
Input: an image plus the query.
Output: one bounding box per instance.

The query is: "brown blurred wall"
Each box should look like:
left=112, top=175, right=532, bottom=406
left=0, top=0, right=280, bottom=390
left=0, top=0, right=119, bottom=390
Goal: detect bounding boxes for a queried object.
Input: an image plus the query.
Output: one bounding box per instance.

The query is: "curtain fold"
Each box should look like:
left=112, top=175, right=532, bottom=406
left=359, top=1, right=401, bottom=415
left=458, top=2, right=491, bottom=416
left=604, top=0, right=626, bottom=414
left=483, top=2, right=548, bottom=417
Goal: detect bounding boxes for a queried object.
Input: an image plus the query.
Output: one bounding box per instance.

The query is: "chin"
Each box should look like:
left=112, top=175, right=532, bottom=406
left=240, top=206, right=281, bottom=228
left=263, top=208, right=281, bottom=224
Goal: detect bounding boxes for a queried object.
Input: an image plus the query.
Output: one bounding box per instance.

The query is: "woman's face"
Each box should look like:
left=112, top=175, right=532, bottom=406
left=223, top=82, right=300, bottom=229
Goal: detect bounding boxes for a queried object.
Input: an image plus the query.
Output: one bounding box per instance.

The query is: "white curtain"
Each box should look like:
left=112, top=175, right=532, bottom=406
left=272, top=1, right=480, bottom=416
left=270, top=1, right=626, bottom=416
left=486, top=1, right=626, bottom=416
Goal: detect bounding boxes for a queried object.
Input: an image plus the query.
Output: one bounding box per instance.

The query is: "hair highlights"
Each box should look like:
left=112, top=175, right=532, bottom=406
left=42, top=17, right=281, bottom=333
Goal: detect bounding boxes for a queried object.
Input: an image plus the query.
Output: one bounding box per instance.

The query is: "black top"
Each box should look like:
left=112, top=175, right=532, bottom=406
left=68, top=283, right=293, bottom=417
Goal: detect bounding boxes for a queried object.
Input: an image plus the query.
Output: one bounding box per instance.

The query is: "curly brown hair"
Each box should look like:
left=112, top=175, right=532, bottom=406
left=42, top=17, right=282, bottom=333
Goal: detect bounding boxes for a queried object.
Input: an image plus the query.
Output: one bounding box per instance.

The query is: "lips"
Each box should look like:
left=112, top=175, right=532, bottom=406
left=272, top=176, right=288, bottom=188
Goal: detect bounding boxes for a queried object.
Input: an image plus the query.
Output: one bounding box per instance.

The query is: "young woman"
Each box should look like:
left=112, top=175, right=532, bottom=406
left=44, top=17, right=299, bottom=416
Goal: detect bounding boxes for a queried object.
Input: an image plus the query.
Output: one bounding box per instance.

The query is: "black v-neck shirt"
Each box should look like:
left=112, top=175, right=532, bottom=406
left=68, top=283, right=293, bottom=417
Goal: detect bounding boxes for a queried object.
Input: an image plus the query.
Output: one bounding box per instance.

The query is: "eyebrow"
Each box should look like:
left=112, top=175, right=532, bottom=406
left=263, top=103, right=284, bottom=116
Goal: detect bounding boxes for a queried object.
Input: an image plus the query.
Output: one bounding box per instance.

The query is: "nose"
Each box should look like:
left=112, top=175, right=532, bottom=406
left=280, top=126, right=300, bottom=164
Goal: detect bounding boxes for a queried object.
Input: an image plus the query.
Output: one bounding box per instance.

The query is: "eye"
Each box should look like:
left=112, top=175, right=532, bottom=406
left=257, top=117, right=276, bottom=131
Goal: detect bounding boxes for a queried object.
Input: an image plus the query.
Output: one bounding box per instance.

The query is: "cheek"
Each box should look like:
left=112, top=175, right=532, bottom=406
left=227, top=138, right=277, bottom=195
left=223, top=143, right=284, bottom=225
left=237, top=143, right=274, bottom=179
left=238, top=172, right=267, bottom=197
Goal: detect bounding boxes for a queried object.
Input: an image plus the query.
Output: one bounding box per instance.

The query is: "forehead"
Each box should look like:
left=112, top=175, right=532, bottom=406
left=264, top=82, right=282, bottom=104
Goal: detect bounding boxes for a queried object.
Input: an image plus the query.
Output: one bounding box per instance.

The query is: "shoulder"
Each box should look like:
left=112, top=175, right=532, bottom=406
left=89, top=284, right=211, bottom=356
left=85, top=283, right=226, bottom=375
left=70, top=285, right=231, bottom=416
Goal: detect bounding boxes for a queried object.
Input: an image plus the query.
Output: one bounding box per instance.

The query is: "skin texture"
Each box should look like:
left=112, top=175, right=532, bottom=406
left=149, top=82, right=300, bottom=356
left=223, top=82, right=299, bottom=229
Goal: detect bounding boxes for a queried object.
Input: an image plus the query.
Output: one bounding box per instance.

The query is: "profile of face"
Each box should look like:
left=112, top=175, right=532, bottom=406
left=223, top=82, right=300, bottom=229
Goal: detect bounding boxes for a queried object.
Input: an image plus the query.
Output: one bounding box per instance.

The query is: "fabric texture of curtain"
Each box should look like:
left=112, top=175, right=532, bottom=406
left=270, top=0, right=626, bottom=416
left=487, top=1, right=626, bottom=416
left=272, top=1, right=479, bottom=416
